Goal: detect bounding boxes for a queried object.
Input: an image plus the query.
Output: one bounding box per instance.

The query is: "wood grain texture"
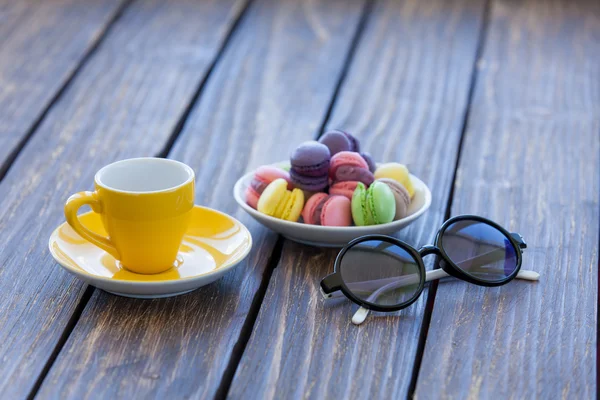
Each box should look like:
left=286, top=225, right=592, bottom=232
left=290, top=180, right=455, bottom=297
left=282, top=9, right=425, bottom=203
left=0, top=0, right=125, bottom=169
left=37, top=0, right=366, bottom=398
left=0, top=0, right=245, bottom=397
left=228, top=0, right=487, bottom=398
left=414, top=0, right=599, bottom=398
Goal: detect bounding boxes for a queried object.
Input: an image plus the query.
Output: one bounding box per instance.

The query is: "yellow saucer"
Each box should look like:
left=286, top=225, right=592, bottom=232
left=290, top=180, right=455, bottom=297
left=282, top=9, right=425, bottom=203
left=49, top=206, right=252, bottom=298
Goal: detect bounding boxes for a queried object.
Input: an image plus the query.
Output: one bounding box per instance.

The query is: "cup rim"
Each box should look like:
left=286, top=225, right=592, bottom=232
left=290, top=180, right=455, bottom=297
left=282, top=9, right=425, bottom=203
left=94, top=157, right=195, bottom=194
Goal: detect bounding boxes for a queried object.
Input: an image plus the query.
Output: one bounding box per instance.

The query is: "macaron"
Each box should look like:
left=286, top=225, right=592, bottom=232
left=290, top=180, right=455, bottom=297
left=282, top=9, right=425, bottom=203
left=329, top=181, right=359, bottom=200
left=289, top=168, right=329, bottom=192
left=376, top=178, right=410, bottom=220
left=341, top=131, right=361, bottom=153
left=331, top=164, right=374, bottom=186
left=351, top=182, right=372, bottom=226
left=374, top=163, right=415, bottom=198
left=302, top=193, right=352, bottom=226
left=290, top=141, right=331, bottom=177
left=318, top=130, right=360, bottom=155
left=329, top=151, right=369, bottom=179
left=290, top=141, right=331, bottom=191
left=321, top=195, right=352, bottom=226
left=245, top=187, right=261, bottom=209
left=366, top=181, right=396, bottom=225
left=360, top=152, right=377, bottom=173
left=351, top=181, right=396, bottom=226
left=302, top=192, right=329, bottom=225
left=257, top=178, right=304, bottom=222
left=246, top=165, right=292, bottom=209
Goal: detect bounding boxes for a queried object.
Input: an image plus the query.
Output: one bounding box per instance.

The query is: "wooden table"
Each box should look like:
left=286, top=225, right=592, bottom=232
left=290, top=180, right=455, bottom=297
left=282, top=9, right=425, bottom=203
left=1, top=0, right=597, bottom=398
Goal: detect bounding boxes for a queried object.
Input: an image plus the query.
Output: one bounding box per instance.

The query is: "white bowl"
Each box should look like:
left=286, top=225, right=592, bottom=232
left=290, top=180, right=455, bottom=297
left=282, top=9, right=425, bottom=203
left=233, top=162, right=431, bottom=247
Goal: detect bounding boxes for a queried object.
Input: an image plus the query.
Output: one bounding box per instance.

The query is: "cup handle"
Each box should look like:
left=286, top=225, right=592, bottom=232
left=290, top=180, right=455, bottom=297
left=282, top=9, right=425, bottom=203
left=64, top=191, right=121, bottom=260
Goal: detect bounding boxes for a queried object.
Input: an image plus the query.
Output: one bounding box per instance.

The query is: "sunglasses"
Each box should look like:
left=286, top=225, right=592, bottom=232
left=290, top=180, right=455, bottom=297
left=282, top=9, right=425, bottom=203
left=320, top=215, right=539, bottom=325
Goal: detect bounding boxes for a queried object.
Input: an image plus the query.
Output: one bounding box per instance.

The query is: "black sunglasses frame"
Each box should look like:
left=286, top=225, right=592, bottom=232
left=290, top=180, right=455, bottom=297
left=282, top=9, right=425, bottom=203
left=320, top=215, right=527, bottom=313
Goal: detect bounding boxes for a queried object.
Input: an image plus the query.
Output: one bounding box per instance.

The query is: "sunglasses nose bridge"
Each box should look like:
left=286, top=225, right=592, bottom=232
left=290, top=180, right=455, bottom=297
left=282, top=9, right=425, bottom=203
left=418, top=245, right=441, bottom=257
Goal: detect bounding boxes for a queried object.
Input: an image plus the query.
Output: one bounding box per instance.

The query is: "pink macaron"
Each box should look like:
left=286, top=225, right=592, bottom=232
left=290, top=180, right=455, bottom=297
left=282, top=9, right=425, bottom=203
left=245, top=187, right=261, bottom=209
left=331, top=165, right=374, bottom=186
left=302, top=193, right=352, bottom=226
left=329, top=151, right=369, bottom=180
left=301, top=192, right=329, bottom=224
left=329, top=181, right=359, bottom=200
left=246, top=165, right=292, bottom=208
left=321, top=195, right=352, bottom=226
left=328, top=151, right=374, bottom=186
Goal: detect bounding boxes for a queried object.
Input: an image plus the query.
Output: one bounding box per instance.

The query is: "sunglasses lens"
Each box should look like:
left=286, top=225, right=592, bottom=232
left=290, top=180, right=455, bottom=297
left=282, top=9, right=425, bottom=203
left=440, top=219, right=518, bottom=282
left=339, top=239, right=422, bottom=307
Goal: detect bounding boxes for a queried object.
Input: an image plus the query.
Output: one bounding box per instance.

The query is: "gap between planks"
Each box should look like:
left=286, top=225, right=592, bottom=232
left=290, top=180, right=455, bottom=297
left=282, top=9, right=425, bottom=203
left=15, top=0, right=481, bottom=397
left=9, top=3, right=137, bottom=397
left=24, top=0, right=254, bottom=397
left=22, top=2, right=134, bottom=399
left=214, top=1, right=375, bottom=398
left=0, top=0, right=133, bottom=183
left=405, top=0, right=492, bottom=397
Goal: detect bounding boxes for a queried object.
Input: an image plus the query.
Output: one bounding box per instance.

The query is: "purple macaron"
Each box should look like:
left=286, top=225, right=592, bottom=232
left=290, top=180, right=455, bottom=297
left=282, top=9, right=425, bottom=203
left=319, top=130, right=360, bottom=155
left=290, top=141, right=331, bottom=177
left=343, top=131, right=360, bottom=152
left=360, top=152, right=377, bottom=173
left=290, top=168, right=329, bottom=191
left=290, top=141, right=331, bottom=191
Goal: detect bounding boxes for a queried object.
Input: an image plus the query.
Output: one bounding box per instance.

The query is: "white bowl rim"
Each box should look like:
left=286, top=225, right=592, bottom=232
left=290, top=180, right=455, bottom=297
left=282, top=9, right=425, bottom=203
left=233, top=162, right=432, bottom=233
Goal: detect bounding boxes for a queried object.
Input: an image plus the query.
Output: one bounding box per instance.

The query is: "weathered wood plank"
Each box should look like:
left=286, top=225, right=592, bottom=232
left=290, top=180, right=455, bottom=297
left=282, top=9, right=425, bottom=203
left=414, top=0, right=599, bottom=398
left=37, top=0, right=366, bottom=398
left=0, top=0, right=245, bottom=397
left=227, top=0, right=487, bottom=398
left=0, top=0, right=126, bottom=172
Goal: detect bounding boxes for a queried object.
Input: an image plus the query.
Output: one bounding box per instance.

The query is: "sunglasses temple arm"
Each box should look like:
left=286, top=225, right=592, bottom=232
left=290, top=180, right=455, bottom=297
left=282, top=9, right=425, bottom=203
left=451, top=249, right=540, bottom=280
left=338, top=266, right=540, bottom=300
left=426, top=268, right=539, bottom=282
left=352, top=307, right=370, bottom=325
left=353, top=276, right=421, bottom=325
left=353, top=276, right=415, bottom=325
left=351, top=271, right=445, bottom=325
left=350, top=268, right=539, bottom=326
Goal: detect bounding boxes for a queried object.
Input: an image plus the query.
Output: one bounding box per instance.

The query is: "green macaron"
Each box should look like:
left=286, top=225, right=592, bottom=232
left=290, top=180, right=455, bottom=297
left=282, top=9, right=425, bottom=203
left=351, top=182, right=370, bottom=226
left=351, top=181, right=396, bottom=226
left=366, top=181, right=396, bottom=224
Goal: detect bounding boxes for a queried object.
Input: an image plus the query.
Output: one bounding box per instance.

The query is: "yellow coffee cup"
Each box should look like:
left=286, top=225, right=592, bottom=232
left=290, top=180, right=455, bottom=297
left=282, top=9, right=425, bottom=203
left=64, top=158, right=195, bottom=274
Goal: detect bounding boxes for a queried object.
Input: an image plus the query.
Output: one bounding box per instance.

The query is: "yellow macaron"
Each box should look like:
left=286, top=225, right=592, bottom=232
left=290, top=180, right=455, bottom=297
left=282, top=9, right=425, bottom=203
left=374, top=163, right=415, bottom=198
left=257, top=178, right=304, bottom=222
